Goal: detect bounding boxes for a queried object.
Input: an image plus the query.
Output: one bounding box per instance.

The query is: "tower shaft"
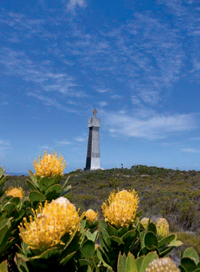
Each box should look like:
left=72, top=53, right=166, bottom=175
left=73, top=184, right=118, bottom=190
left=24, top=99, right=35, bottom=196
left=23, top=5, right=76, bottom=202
left=85, top=109, right=100, bottom=170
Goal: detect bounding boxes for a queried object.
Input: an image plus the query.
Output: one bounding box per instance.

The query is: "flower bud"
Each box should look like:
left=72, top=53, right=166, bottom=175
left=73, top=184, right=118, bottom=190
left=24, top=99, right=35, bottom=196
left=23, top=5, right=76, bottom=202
left=145, top=257, right=180, bottom=272
left=156, top=218, right=169, bottom=239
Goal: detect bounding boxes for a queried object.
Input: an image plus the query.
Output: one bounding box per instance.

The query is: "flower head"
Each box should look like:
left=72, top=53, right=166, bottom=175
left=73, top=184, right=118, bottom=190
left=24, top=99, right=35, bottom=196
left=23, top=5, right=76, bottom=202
left=145, top=257, right=180, bottom=272
left=5, top=187, right=24, bottom=199
left=19, top=197, right=82, bottom=251
left=33, top=150, right=67, bottom=177
left=156, top=218, right=169, bottom=239
left=102, top=189, right=139, bottom=228
left=85, top=209, right=98, bottom=222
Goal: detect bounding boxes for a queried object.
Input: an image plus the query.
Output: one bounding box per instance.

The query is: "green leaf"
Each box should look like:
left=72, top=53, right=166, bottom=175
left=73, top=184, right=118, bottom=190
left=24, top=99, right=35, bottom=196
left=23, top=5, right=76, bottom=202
left=0, top=167, right=4, bottom=178
left=158, top=234, right=176, bottom=248
left=181, top=257, right=197, bottom=272
left=15, top=253, right=29, bottom=272
left=61, top=185, right=71, bottom=196
left=183, top=248, right=199, bottom=264
left=3, top=203, right=16, bottom=215
left=2, top=196, right=13, bottom=206
left=126, top=252, right=137, bottom=272
left=26, top=179, right=39, bottom=192
left=96, top=249, right=113, bottom=271
left=10, top=196, right=21, bottom=206
left=30, top=247, right=58, bottom=260
left=38, top=175, right=62, bottom=193
left=107, top=223, right=118, bottom=237
left=28, top=170, right=38, bottom=186
left=136, top=256, right=145, bottom=271
left=144, top=232, right=158, bottom=250
left=147, top=222, right=157, bottom=235
left=140, top=252, right=159, bottom=272
left=86, top=230, right=98, bottom=242
left=179, top=265, right=187, bottom=272
left=0, top=260, right=8, bottom=272
left=159, top=246, right=174, bottom=257
left=29, top=191, right=46, bottom=206
left=0, top=176, right=7, bottom=187
left=122, top=230, right=136, bottom=244
left=81, top=240, right=95, bottom=259
left=140, top=231, right=146, bottom=249
left=60, top=251, right=76, bottom=266
left=136, top=210, right=143, bottom=218
left=108, top=236, right=124, bottom=246
left=117, top=252, right=126, bottom=272
left=45, top=184, right=62, bottom=200
left=62, top=175, right=70, bottom=189
left=0, top=224, right=10, bottom=245
left=139, top=247, right=151, bottom=256
left=169, top=240, right=183, bottom=247
left=78, top=259, right=91, bottom=268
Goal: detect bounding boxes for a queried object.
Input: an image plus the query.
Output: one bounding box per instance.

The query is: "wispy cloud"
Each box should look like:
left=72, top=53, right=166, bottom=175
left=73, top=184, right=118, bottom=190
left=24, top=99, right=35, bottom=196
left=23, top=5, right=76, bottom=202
left=55, top=140, right=72, bottom=145
left=181, top=148, right=199, bottom=153
left=65, top=0, right=87, bottom=11
left=104, top=111, right=197, bottom=140
left=111, top=94, right=122, bottom=99
left=0, top=140, right=10, bottom=146
left=1, top=2, right=200, bottom=112
left=27, top=92, right=77, bottom=112
left=98, top=101, right=108, bottom=107
left=96, top=89, right=109, bottom=93
left=75, top=136, right=87, bottom=142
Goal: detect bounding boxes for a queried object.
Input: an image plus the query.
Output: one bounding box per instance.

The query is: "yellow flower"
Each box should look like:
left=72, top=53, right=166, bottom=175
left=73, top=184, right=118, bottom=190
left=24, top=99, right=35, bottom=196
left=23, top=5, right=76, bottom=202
left=140, top=218, right=154, bottom=229
left=156, top=218, right=169, bottom=239
left=5, top=187, right=24, bottom=199
left=102, top=189, right=139, bottom=228
left=85, top=209, right=98, bottom=222
left=19, top=197, right=82, bottom=251
left=33, top=150, right=67, bottom=177
left=145, top=257, right=180, bottom=272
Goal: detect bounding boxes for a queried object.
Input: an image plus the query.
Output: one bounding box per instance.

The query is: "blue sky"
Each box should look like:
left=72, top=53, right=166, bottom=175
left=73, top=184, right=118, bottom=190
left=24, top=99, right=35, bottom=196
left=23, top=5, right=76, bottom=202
left=1, top=0, right=200, bottom=174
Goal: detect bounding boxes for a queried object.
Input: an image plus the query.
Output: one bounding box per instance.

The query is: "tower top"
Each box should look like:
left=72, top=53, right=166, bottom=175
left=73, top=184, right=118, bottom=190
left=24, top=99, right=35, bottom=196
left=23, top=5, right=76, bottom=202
left=88, top=108, right=100, bottom=128
left=93, top=108, right=97, bottom=118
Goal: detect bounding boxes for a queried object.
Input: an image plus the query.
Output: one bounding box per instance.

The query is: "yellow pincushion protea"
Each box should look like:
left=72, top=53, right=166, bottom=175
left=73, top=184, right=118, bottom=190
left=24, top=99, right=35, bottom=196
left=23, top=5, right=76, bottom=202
left=102, top=189, right=139, bottom=228
left=145, top=257, right=180, bottom=272
left=5, top=187, right=24, bottom=199
left=156, top=218, right=169, bottom=238
left=85, top=209, right=98, bottom=222
left=33, top=150, right=67, bottom=177
left=19, top=197, right=82, bottom=251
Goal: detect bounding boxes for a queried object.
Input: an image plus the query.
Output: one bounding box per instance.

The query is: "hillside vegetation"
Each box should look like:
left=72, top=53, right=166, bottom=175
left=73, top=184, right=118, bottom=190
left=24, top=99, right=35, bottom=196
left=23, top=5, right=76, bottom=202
left=5, top=165, right=200, bottom=254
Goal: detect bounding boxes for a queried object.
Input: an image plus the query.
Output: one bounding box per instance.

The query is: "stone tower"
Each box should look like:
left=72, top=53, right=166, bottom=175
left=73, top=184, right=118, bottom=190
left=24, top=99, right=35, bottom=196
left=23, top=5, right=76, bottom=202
left=84, top=109, right=100, bottom=170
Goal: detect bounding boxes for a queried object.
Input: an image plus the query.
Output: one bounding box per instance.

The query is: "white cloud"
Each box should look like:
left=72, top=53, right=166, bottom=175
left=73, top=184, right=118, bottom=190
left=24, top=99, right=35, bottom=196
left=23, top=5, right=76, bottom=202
left=98, top=101, right=108, bottom=107
left=105, top=111, right=197, bottom=140
left=66, top=0, right=86, bottom=11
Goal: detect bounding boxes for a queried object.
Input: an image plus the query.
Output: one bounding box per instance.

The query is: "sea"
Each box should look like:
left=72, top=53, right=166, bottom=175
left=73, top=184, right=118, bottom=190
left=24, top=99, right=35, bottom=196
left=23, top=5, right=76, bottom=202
left=7, top=172, right=28, bottom=176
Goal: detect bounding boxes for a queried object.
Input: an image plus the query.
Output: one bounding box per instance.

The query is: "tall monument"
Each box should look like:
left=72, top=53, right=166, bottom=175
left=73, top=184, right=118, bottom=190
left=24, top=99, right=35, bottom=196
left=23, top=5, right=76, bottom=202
left=84, top=109, right=101, bottom=170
